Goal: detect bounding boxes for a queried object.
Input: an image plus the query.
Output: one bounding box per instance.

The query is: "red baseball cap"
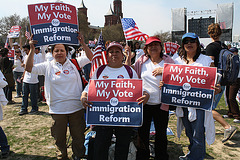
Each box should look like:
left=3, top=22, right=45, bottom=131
left=106, top=41, right=123, bottom=52
left=145, top=36, right=161, bottom=45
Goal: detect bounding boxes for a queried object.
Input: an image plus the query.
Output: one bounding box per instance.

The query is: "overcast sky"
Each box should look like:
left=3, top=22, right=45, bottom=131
left=0, top=0, right=239, bottom=38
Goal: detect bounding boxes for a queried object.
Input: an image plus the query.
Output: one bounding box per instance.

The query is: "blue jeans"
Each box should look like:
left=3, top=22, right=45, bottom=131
left=93, top=126, right=133, bottom=160
left=212, top=86, right=225, bottom=110
left=181, top=108, right=205, bottom=160
left=13, top=71, right=23, bottom=96
left=21, top=82, right=38, bottom=112
left=0, top=126, right=10, bottom=153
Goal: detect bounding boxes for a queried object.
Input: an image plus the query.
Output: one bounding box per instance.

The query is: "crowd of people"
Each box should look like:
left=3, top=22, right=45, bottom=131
left=0, top=22, right=239, bottom=160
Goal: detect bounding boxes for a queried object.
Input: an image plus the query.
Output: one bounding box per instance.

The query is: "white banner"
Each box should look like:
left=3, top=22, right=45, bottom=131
left=172, top=8, right=186, bottom=31
left=216, top=3, right=234, bottom=29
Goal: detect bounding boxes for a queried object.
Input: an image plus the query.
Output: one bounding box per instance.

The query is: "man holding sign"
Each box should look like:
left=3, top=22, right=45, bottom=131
left=164, top=33, right=221, bottom=160
left=81, top=42, right=149, bottom=160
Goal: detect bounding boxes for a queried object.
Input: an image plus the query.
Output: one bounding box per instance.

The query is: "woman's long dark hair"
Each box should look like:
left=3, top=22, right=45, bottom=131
left=179, top=39, right=201, bottom=64
left=143, top=42, right=163, bottom=58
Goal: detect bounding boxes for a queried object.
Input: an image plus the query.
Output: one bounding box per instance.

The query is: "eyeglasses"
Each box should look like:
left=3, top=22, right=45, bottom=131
left=15, top=51, right=20, bottom=53
left=183, top=39, right=197, bottom=44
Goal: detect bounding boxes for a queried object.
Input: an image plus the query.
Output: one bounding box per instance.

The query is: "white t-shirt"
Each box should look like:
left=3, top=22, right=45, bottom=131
left=23, top=54, right=39, bottom=84
left=0, top=71, right=8, bottom=121
left=45, top=52, right=54, bottom=62
left=84, top=65, right=138, bottom=93
left=35, top=53, right=44, bottom=64
left=31, top=57, right=90, bottom=114
left=13, top=56, right=24, bottom=72
left=141, top=59, right=164, bottom=105
left=174, top=54, right=213, bottom=67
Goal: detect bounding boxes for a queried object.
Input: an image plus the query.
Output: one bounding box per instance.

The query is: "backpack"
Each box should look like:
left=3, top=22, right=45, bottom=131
left=218, top=47, right=240, bottom=86
left=96, top=64, right=133, bottom=79
left=70, top=59, right=88, bottom=89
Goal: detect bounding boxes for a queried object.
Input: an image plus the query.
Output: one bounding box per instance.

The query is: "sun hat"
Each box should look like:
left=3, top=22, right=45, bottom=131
left=182, top=32, right=200, bottom=43
left=182, top=32, right=199, bottom=40
left=106, top=41, right=123, bottom=52
left=145, top=36, right=161, bottom=45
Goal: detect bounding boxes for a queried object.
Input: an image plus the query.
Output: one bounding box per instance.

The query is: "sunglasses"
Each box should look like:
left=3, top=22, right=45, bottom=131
left=183, top=39, right=197, bottom=44
left=15, top=51, right=20, bottom=53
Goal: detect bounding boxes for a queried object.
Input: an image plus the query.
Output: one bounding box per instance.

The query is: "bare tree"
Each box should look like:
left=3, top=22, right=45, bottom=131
left=0, top=14, right=30, bottom=46
left=154, top=30, right=172, bottom=43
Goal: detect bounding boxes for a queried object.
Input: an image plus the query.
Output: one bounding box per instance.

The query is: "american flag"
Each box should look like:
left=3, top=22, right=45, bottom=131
left=90, top=32, right=108, bottom=78
left=121, top=18, right=149, bottom=41
left=25, top=26, right=31, bottom=40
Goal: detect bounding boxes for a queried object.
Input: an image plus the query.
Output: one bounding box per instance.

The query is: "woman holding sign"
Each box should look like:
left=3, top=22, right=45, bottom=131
left=173, top=33, right=220, bottom=160
left=126, top=36, right=175, bottom=160
left=25, top=32, right=93, bottom=160
left=81, top=41, right=149, bottom=160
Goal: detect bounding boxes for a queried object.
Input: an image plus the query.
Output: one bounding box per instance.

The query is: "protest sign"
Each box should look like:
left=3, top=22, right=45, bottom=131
left=164, top=42, right=180, bottom=56
left=28, top=2, right=79, bottom=46
left=7, top=26, right=21, bottom=38
left=8, top=49, right=15, bottom=60
left=87, top=79, right=143, bottom=127
left=161, top=64, right=217, bottom=110
left=88, top=40, right=95, bottom=48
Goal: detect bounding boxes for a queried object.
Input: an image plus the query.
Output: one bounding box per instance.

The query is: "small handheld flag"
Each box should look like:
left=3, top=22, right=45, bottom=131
left=121, top=18, right=149, bottom=41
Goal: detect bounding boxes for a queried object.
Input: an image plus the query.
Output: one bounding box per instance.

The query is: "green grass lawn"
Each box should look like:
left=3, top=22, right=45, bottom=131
left=1, top=93, right=240, bottom=160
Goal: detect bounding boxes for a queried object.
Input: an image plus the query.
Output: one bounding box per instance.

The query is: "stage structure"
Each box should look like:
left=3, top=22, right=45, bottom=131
left=216, top=3, right=234, bottom=41
left=171, top=3, right=234, bottom=43
left=171, top=8, right=187, bottom=44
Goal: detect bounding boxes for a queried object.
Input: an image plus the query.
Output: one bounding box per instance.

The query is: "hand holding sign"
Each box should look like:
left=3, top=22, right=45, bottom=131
left=29, top=35, right=38, bottom=50
left=159, top=81, right=164, bottom=90
left=77, top=31, right=85, bottom=45
left=81, top=92, right=93, bottom=109
left=137, top=91, right=150, bottom=106
left=211, top=83, right=222, bottom=95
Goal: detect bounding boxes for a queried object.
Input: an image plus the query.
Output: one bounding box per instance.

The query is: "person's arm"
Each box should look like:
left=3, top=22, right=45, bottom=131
left=40, top=45, right=48, bottom=62
left=137, top=91, right=150, bottom=106
left=77, top=32, right=93, bottom=61
left=25, top=36, right=38, bottom=72
left=81, top=92, right=93, bottom=109
left=212, top=83, right=222, bottom=95
left=124, top=45, right=132, bottom=66
left=9, top=38, right=13, bottom=49
left=20, top=70, right=26, bottom=82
